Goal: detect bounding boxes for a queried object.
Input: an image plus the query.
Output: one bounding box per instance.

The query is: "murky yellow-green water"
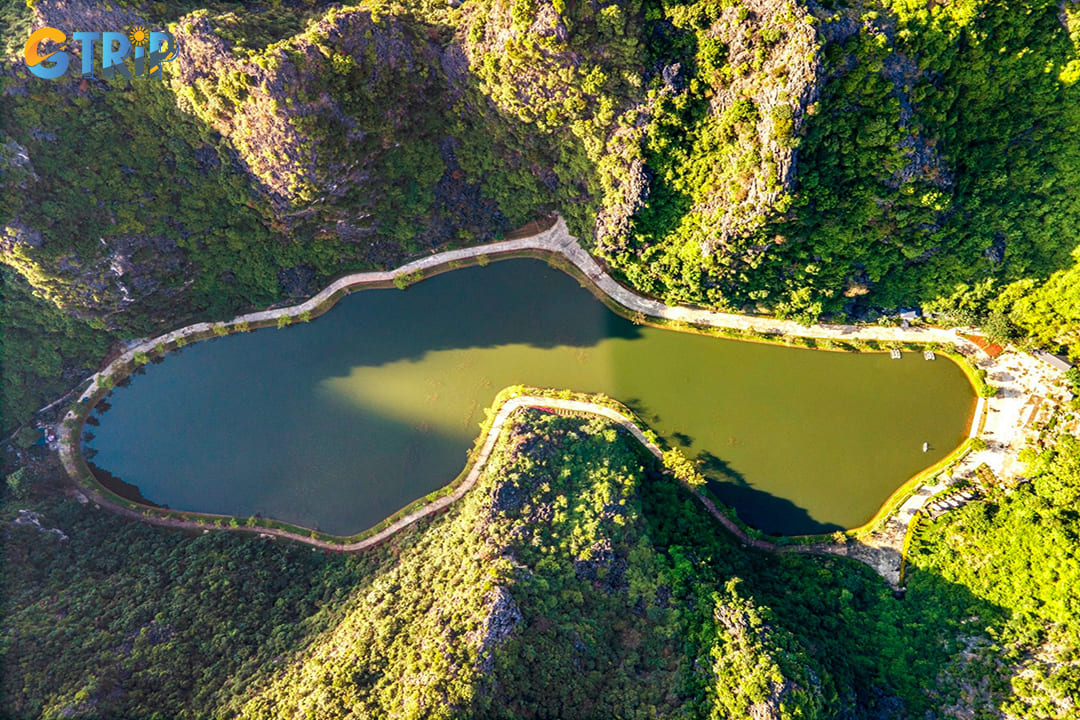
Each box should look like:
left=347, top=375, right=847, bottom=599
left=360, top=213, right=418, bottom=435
left=87, top=259, right=975, bottom=535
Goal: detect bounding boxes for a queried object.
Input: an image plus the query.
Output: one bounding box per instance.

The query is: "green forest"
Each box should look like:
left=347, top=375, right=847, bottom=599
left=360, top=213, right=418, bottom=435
left=3, top=411, right=1078, bottom=718
left=2, top=0, right=1080, bottom=717
left=3, top=0, right=1080, bottom=430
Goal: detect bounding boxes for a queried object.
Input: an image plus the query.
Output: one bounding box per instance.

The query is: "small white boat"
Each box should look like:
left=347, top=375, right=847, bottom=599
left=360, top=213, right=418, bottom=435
left=922, top=442, right=929, bottom=452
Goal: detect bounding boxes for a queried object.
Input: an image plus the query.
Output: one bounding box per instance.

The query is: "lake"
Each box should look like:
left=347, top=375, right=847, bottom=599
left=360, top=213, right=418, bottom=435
left=85, top=258, right=976, bottom=536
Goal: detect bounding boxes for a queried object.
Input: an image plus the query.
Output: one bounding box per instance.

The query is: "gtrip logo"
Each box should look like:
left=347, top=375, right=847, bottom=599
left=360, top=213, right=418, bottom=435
left=24, top=26, right=177, bottom=80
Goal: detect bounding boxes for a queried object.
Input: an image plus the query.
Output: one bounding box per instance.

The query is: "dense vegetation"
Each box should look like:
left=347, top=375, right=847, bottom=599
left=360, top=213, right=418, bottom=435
left=607, top=0, right=1080, bottom=326
left=2, top=1, right=1080, bottom=717
left=0, top=268, right=114, bottom=430
left=906, top=433, right=1080, bottom=718
left=3, top=411, right=1077, bottom=718
left=4, top=0, right=1080, bottom=431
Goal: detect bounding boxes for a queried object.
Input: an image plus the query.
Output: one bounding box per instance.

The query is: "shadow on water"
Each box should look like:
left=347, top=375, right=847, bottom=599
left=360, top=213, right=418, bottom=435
left=290, top=261, right=645, bottom=377
left=669, top=431, right=693, bottom=448
left=690, top=451, right=841, bottom=537
left=696, top=450, right=748, bottom=486
left=86, top=257, right=974, bottom=536
left=618, top=397, right=664, bottom=427
left=636, top=461, right=1015, bottom=716
left=87, top=461, right=162, bottom=509
left=644, top=442, right=841, bottom=537
left=127, top=260, right=643, bottom=390
left=706, top=478, right=844, bottom=537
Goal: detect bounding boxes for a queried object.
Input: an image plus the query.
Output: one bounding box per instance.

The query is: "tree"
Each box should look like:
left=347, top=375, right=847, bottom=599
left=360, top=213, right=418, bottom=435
left=5, top=467, right=29, bottom=499
left=982, top=312, right=1017, bottom=345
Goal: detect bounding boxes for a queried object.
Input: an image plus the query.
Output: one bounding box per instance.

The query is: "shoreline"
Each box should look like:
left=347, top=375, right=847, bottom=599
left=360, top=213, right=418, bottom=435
left=53, top=214, right=1027, bottom=585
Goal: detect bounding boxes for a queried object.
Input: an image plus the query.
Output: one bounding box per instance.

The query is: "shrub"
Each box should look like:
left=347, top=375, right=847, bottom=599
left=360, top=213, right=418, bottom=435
left=393, top=271, right=423, bottom=290
left=14, top=427, right=40, bottom=448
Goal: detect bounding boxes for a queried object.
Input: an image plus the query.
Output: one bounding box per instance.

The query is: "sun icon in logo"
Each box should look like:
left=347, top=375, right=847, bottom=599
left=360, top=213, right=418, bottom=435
left=128, top=26, right=149, bottom=47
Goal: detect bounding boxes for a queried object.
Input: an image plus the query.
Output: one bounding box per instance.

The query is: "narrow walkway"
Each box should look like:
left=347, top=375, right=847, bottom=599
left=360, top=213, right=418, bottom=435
left=56, top=396, right=758, bottom=551
left=59, top=394, right=801, bottom=553
left=90, top=214, right=970, bottom=367
left=54, top=213, right=1050, bottom=584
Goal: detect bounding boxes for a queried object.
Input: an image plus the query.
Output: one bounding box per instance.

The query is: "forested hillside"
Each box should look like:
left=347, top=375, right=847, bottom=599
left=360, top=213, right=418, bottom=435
left=3, top=411, right=1077, bottom=718
left=3, top=0, right=1080, bottom=429
left=3, top=1, right=1080, bottom=717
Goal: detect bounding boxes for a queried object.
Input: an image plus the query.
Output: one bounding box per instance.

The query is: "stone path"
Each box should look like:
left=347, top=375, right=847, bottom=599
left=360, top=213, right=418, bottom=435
left=57, top=394, right=759, bottom=552
left=54, top=213, right=1061, bottom=583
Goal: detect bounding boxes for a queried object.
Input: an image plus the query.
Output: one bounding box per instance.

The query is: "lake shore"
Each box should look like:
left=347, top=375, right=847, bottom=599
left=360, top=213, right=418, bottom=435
left=53, top=214, right=1058, bottom=585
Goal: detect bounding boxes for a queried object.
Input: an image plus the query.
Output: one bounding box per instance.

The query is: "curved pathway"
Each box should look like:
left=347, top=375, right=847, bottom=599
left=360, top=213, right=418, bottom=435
left=87, top=214, right=969, bottom=359
left=58, top=395, right=766, bottom=551
left=55, top=213, right=1047, bottom=584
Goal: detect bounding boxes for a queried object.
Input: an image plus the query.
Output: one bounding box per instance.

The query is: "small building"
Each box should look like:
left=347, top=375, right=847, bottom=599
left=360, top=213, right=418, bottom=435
left=899, top=309, right=921, bottom=322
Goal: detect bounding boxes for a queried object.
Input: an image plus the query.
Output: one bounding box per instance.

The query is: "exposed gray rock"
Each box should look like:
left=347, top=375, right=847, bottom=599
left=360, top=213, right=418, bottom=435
left=473, top=586, right=523, bottom=673
left=11, top=509, right=68, bottom=541
left=31, top=0, right=147, bottom=34
left=278, top=265, right=317, bottom=298
left=881, top=52, right=951, bottom=190
left=696, top=0, right=824, bottom=250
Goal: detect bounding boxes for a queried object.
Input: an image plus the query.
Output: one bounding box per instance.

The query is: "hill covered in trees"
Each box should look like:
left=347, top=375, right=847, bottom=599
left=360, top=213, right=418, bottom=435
left=2, top=1, right=1080, bottom=717
left=3, top=0, right=1080, bottom=428
left=2, top=410, right=1077, bottom=718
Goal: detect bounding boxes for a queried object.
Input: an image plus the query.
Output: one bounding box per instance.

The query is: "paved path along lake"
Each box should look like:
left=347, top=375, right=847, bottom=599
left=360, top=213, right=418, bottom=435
left=85, top=258, right=976, bottom=537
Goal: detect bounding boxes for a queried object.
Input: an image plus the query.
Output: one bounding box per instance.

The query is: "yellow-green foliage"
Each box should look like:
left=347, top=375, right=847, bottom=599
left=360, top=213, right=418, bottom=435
left=708, top=579, right=826, bottom=720
left=910, top=432, right=1080, bottom=718
left=4, top=411, right=1079, bottom=717
left=662, top=447, right=706, bottom=488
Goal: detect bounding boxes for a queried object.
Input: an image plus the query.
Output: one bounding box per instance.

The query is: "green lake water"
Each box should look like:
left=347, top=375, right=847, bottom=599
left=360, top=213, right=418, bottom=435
left=86, top=258, right=976, bottom=536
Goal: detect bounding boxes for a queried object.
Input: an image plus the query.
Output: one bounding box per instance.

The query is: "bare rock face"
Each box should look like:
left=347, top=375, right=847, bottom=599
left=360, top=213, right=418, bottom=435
left=1, top=227, right=188, bottom=319
left=172, top=13, right=311, bottom=210
left=882, top=54, right=951, bottom=191
left=0, top=139, right=36, bottom=189
left=30, top=0, right=147, bottom=33
left=700, top=0, right=823, bottom=250
left=458, top=0, right=649, bottom=247
left=11, top=509, right=68, bottom=541
left=472, top=586, right=523, bottom=673
left=0, top=2, right=202, bottom=322
left=462, top=0, right=577, bottom=115
left=1, top=109, right=192, bottom=320
left=594, top=151, right=650, bottom=250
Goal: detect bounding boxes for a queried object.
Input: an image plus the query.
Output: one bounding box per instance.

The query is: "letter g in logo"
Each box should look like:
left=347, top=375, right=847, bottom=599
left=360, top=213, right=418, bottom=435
left=25, top=27, right=69, bottom=79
